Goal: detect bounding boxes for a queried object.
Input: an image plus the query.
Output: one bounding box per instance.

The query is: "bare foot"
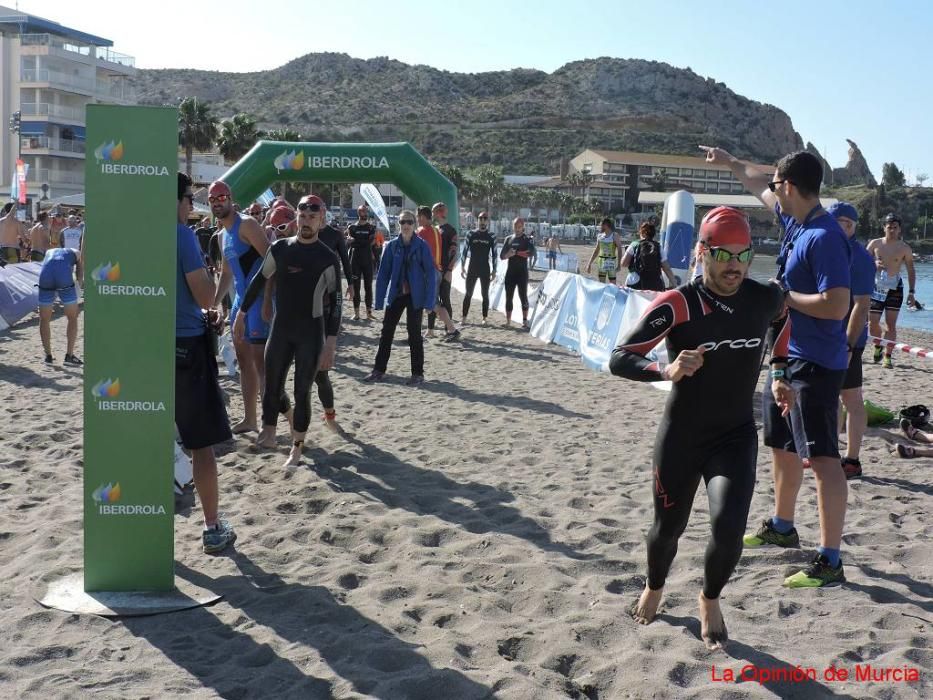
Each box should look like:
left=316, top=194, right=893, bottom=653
left=481, top=318, right=487, bottom=326
left=323, top=411, right=338, bottom=432
left=631, top=585, right=663, bottom=625
left=232, top=420, right=257, bottom=434
left=284, top=441, right=304, bottom=467
left=256, top=426, right=277, bottom=448
left=698, top=593, right=728, bottom=650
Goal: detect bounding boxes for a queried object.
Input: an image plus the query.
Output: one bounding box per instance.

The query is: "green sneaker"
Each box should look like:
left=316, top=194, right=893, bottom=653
left=783, top=554, right=845, bottom=588
left=743, top=518, right=800, bottom=548
left=872, top=345, right=883, bottom=363
left=882, top=356, right=893, bottom=369
left=203, top=519, right=237, bottom=554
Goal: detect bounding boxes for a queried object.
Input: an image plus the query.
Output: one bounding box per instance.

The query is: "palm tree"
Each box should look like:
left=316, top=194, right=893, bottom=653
left=474, top=165, right=505, bottom=213
left=217, top=113, right=265, bottom=163
left=177, top=97, right=217, bottom=177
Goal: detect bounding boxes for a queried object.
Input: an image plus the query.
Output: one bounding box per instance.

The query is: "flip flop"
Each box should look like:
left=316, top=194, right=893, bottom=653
left=900, top=418, right=920, bottom=441
left=896, top=444, right=916, bottom=459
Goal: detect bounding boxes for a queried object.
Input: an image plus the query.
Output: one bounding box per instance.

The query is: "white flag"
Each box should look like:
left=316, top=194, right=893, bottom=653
left=360, top=184, right=390, bottom=231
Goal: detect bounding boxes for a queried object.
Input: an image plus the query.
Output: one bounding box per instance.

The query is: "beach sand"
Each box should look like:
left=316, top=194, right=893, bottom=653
left=0, top=266, right=930, bottom=699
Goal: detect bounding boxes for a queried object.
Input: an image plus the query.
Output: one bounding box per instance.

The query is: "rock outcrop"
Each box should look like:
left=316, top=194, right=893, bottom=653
left=831, top=139, right=877, bottom=187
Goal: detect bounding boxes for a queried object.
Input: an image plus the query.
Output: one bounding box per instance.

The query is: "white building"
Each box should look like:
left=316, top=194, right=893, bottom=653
left=0, top=5, right=136, bottom=206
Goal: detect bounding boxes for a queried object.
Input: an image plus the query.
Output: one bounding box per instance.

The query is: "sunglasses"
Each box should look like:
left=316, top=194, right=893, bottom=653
left=706, top=246, right=753, bottom=263
left=272, top=222, right=293, bottom=231
left=766, top=179, right=788, bottom=193
left=297, top=202, right=322, bottom=212
left=399, top=220, right=414, bottom=226
left=478, top=216, right=488, bottom=220
left=208, top=194, right=230, bottom=203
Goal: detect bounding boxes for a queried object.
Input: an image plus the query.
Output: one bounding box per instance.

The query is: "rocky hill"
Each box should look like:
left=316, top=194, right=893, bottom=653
left=137, top=54, right=811, bottom=173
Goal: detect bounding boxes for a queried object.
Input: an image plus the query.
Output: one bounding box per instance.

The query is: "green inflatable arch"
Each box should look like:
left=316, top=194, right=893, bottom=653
left=219, top=141, right=458, bottom=226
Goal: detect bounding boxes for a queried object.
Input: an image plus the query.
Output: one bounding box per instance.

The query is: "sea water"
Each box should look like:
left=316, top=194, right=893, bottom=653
left=749, top=256, right=933, bottom=333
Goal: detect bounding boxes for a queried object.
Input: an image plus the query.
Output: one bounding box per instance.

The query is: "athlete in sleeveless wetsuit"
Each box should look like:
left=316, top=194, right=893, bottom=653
left=609, top=207, right=790, bottom=650
left=460, top=220, right=497, bottom=324
left=235, top=194, right=341, bottom=467
left=586, top=218, right=621, bottom=283
left=347, top=206, right=377, bottom=320
left=500, top=217, right=536, bottom=328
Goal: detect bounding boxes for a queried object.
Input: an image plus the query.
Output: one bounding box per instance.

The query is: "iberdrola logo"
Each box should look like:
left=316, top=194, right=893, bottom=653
left=94, top=140, right=124, bottom=161
left=92, top=261, right=121, bottom=282
left=92, top=378, right=121, bottom=398
left=273, top=150, right=304, bottom=172
left=92, top=482, right=121, bottom=504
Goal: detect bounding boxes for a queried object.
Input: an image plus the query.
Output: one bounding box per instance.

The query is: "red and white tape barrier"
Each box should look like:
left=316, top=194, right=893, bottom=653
left=868, top=335, right=933, bottom=360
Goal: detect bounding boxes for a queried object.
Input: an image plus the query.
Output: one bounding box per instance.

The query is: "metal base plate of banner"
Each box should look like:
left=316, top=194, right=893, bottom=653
left=36, top=573, right=221, bottom=617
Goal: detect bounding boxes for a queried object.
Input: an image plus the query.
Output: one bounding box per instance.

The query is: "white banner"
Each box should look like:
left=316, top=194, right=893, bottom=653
left=360, top=183, right=390, bottom=231
left=529, top=270, right=574, bottom=341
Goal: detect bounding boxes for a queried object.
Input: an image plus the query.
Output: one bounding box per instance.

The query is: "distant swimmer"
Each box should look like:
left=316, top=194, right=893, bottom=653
left=28, top=211, right=51, bottom=262
left=347, top=205, right=378, bottom=320
left=545, top=233, right=563, bottom=270
left=500, top=217, right=535, bottom=329
left=585, top=218, right=622, bottom=283
left=37, top=246, right=85, bottom=365
left=236, top=194, right=341, bottom=467
left=0, top=202, right=25, bottom=265
left=610, top=207, right=789, bottom=650
left=460, top=211, right=497, bottom=326
left=866, top=213, right=915, bottom=369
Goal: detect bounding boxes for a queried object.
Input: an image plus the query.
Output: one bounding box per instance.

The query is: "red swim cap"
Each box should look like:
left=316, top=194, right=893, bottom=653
left=269, top=207, right=296, bottom=227
left=699, top=207, right=751, bottom=247
left=298, top=194, right=325, bottom=208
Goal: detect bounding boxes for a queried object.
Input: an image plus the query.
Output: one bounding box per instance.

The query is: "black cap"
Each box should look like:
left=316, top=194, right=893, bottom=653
left=884, top=212, right=902, bottom=225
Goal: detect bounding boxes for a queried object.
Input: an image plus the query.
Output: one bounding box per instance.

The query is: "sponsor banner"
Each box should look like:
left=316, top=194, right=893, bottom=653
left=573, top=277, right=629, bottom=371
left=360, top=183, right=391, bottom=231
left=532, top=252, right=579, bottom=274
left=0, top=261, right=40, bottom=328
left=529, top=270, right=574, bottom=342
left=616, top=288, right=671, bottom=388
left=551, top=274, right=582, bottom=353
left=84, top=105, right=177, bottom=591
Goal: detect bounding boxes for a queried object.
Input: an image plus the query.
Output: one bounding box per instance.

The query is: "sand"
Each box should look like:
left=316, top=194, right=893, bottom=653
left=0, top=262, right=930, bottom=699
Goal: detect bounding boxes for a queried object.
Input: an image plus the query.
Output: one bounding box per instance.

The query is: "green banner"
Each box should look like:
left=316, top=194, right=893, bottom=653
left=84, top=105, right=177, bottom=591
left=221, top=141, right=458, bottom=223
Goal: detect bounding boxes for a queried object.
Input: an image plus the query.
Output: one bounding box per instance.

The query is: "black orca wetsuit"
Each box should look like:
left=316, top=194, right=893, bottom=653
left=461, top=229, right=497, bottom=318
left=347, top=221, right=376, bottom=312
left=500, top=233, right=536, bottom=319
left=318, top=224, right=353, bottom=289
left=241, top=237, right=341, bottom=433
left=609, top=278, right=789, bottom=599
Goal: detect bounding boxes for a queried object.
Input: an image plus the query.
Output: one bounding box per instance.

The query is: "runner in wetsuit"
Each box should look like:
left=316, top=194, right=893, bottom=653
left=500, top=217, right=536, bottom=328
left=610, top=207, right=790, bottom=650
left=209, top=181, right=270, bottom=434
left=347, top=205, right=377, bottom=320
left=460, top=213, right=497, bottom=325
left=235, top=194, right=341, bottom=467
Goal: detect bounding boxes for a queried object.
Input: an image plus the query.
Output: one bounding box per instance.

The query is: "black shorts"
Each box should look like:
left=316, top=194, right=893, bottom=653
left=841, top=345, right=865, bottom=391
left=870, top=283, right=904, bottom=313
left=763, top=358, right=845, bottom=460
left=175, top=334, right=232, bottom=450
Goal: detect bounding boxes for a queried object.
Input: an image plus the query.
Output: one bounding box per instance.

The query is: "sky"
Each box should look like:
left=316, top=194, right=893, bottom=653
left=17, top=0, right=933, bottom=182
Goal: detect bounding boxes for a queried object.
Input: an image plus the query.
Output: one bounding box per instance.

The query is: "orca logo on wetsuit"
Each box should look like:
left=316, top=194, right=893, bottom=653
left=697, top=338, right=763, bottom=353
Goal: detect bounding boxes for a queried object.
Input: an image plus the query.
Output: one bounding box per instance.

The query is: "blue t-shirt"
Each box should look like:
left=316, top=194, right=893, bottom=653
left=777, top=206, right=851, bottom=370
left=176, top=223, right=206, bottom=337
left=847, top=238, right=875, bottom=348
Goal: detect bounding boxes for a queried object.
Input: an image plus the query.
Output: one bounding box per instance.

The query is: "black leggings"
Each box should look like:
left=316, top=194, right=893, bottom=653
left=463, top=270, right=491, bottom=318
left=647, top=430, right=757, bottom=599
left=350, top=256, right=374, bottom=311
left=315, top=370, right=334, bottom=411
left=504, top=270, right=529, bottom=318
left=262, top=324, right=324, bottom=433
left=427, top=278, right=452, bottom=330
left=374, top=294, right=424, bottom=375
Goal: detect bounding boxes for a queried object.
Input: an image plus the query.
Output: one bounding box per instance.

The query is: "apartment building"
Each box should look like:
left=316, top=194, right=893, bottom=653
left=0, top=5, right=136, bottom=207
left=565, top=148, right=774, bottom=212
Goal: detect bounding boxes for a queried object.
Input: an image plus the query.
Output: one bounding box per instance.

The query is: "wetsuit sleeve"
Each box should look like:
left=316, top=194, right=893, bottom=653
left=609, top=289, right=688, bottom=381
left=491, top=236, right=498, bottom=273
left=767, top=284, right=791, bottom=360
left=336, top=232, right=352, bottom=285
left=461, top=232, right=471, bottom=267
left=499, top=235, right=512, bottom=260
left=447, top=228, right=458, bottom=271
left=324, top=257, right=342, bottom=337
left=240, top=243, right=279, bottom=313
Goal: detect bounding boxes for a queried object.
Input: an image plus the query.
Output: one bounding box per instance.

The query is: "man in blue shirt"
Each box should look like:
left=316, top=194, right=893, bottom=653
left=828, top=203, right=875, bottom=480
left=176, top=173, right=235, bottom=554
left=701, top=146, right=851, bottom=588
